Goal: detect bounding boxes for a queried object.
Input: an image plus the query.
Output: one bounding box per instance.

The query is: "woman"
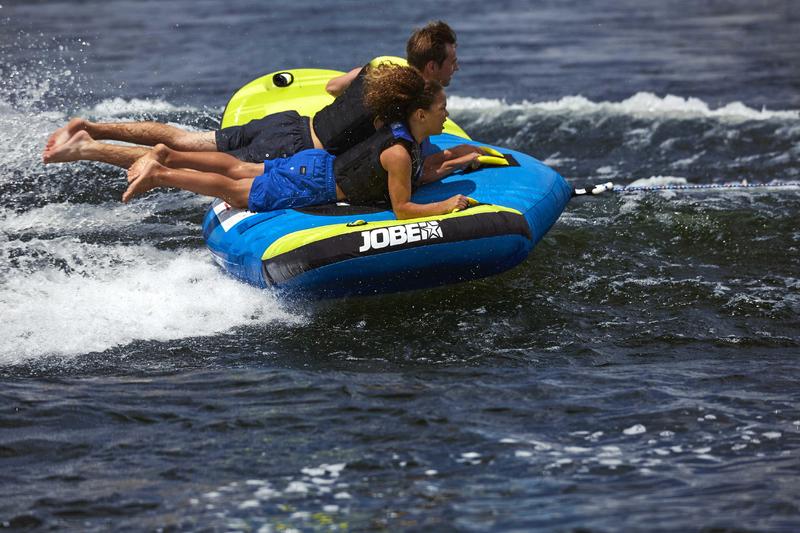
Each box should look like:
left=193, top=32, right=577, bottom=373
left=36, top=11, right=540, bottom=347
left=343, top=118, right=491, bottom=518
left=123, top=65, right=486, bottom=219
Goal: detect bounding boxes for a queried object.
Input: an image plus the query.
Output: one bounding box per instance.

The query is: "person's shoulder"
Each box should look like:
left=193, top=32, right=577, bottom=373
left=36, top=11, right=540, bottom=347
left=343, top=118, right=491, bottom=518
left=380, top=143, right=412, bottom=170
left=381, top=142, right=412, bottom=160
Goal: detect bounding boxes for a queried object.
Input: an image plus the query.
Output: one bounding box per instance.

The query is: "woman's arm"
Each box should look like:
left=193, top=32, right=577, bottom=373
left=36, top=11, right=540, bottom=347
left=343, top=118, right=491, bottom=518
left=382, top=145, right=469, bottom=219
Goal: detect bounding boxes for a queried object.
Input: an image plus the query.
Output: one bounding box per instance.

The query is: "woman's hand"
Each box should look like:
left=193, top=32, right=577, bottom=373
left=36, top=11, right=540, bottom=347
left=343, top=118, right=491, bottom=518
left=442, top=194, right=471, bottom=212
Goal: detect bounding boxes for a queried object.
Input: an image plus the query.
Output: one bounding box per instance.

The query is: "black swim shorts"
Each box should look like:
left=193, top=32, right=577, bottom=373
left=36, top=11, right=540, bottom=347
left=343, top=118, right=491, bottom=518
left=215, top=110, right=314, bottom=162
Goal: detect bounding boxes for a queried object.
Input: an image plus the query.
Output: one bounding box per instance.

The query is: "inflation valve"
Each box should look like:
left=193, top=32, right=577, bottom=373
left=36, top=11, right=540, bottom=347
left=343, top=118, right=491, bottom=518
left=273, top=72, right=294, bottom=88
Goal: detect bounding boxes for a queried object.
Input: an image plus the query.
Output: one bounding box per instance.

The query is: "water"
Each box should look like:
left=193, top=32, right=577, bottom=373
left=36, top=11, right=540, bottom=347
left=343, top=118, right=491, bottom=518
left=2, top=1, right=799, bottom=530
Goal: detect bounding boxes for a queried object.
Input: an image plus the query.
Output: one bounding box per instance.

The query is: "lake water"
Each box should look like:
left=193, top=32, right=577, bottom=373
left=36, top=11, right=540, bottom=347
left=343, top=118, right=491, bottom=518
left=1, top=1, right=799, bottom=530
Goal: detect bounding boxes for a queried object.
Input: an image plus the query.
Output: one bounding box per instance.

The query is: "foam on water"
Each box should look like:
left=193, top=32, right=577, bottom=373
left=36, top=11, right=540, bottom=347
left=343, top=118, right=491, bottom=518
left=0, top=101, right=59, bottom=177
left=0, top=196, right=211, bottom=237
left=494, top=408, right=793, bottom=476
left=0, top=238, right=302, bottom=364
left=449, top=92, right=800, bottom=122
left=189, top=462, right=351, bottom=530
left=628, top=176, right=689, bottom=187
left=1, top=202, right=160, bottom=235
left=81, top=97, right=217, bottom=118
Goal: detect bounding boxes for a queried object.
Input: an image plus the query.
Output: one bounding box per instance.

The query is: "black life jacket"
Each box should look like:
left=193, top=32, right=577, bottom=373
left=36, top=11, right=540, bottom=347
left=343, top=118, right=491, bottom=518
left=333, top=122, right=423, bottom=205
left=312, top=64, right=374, bottom=156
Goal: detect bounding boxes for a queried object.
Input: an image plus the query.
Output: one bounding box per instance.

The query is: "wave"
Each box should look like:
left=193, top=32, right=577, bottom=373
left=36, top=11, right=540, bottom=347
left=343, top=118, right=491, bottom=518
left=445, top=92, right=800, bottom=182
left=70, top=93, right=800, bottom=123
left=0, top=240, right=302, bottom=364
left=627, top=176, right=689, bottom=187
left=448, top=92, right=800, bottom=122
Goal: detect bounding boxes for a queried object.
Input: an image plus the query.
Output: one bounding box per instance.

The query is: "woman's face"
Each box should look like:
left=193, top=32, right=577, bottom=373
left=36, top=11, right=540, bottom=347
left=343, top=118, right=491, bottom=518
left=424, top=90, right=448, bottom=136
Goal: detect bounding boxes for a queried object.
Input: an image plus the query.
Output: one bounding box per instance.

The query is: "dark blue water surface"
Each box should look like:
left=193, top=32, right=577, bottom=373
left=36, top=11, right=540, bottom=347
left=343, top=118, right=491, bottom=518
left=2, top=1, right=799, bottom=531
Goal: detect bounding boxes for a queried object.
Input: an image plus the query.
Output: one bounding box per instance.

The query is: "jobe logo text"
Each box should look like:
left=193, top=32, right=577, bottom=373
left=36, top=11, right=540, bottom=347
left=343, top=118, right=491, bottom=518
left=358, top=221, right=443, bottom=252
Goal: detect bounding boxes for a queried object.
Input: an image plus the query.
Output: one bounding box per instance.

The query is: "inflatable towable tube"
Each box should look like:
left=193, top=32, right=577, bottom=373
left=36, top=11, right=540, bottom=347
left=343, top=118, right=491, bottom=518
left=203, top=61, right=572, bottom=298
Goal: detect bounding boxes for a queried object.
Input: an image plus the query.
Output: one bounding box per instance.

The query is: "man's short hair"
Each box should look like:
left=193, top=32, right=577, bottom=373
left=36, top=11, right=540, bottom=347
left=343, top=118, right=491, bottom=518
left=406, top=21, right=457, bottom=71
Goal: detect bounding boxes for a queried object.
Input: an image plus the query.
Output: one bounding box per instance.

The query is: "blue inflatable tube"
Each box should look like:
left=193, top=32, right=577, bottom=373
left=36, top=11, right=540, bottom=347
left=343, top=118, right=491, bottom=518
left=202, top=133, right=572, bottom=298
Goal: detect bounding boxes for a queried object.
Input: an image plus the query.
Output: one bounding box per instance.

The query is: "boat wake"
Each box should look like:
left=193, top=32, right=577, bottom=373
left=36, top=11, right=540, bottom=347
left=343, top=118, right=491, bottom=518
left=0, top=234, right=301, bottom=364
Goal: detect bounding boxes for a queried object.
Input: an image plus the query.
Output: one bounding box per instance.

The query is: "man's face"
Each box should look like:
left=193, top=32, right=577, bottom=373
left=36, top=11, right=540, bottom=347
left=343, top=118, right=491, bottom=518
left=429, top=43, right=459, bottom=87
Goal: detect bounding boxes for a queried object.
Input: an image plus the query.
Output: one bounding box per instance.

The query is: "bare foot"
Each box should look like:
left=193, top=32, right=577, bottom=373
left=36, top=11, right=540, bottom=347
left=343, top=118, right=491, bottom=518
left=42, top=130, right=94, bottom=164
left=44, top=117, right=88, bottom=154
left=127, top=144, right=169, bottom=184
left=123, top=159, right=162, bottom=202
left=128, top=145, right=165, bottom=183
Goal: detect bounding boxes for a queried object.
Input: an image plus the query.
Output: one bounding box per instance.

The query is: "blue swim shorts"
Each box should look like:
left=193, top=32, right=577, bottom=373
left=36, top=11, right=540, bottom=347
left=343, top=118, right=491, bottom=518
left=247, top=149, right=337, bottom=212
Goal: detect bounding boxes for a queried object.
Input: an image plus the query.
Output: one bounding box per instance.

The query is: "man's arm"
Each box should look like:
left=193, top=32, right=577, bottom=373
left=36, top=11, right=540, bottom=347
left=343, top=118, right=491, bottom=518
left=382, top=145, right=468, bottom=219
left=420, top=144, right=485, bottom=184
left=325, top=67, right=363, bottom=97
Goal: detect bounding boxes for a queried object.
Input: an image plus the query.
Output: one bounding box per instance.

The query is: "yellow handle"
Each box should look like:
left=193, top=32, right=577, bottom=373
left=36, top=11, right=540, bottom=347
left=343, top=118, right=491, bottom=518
left=477, top=155, right=509, bottom=167
left=480, top=146, right=504, bottom=158
left=451, top=197, right=479, bottom=213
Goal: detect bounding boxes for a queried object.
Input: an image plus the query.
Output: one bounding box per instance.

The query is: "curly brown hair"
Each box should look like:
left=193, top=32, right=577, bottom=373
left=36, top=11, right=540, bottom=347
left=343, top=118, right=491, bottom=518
left=363, top=64, right=443, bottom=124
left=406, top=21, right=457, bottom=71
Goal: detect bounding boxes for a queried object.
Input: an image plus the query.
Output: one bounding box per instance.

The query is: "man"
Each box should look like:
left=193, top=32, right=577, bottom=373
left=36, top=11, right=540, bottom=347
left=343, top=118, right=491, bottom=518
left=43, top=21, right=460, bottom=169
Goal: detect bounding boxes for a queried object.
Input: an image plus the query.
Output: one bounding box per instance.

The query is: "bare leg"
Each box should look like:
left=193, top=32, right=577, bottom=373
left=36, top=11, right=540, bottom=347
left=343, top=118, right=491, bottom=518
left=123, top=159, right=254, bottom=208
left=157, top=144, right=262, bottom=178
left=44, top=118, right=216, bottom=155
left=43, top=130, right=150, bottom=168
left=127, top=144, right=263, bottom=184
left=86, top=121, right=217, bottom=151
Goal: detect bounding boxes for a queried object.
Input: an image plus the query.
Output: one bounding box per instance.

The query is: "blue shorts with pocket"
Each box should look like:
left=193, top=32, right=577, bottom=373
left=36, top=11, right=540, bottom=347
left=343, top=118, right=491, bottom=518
left=248, top=149, right=337, bottom=212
